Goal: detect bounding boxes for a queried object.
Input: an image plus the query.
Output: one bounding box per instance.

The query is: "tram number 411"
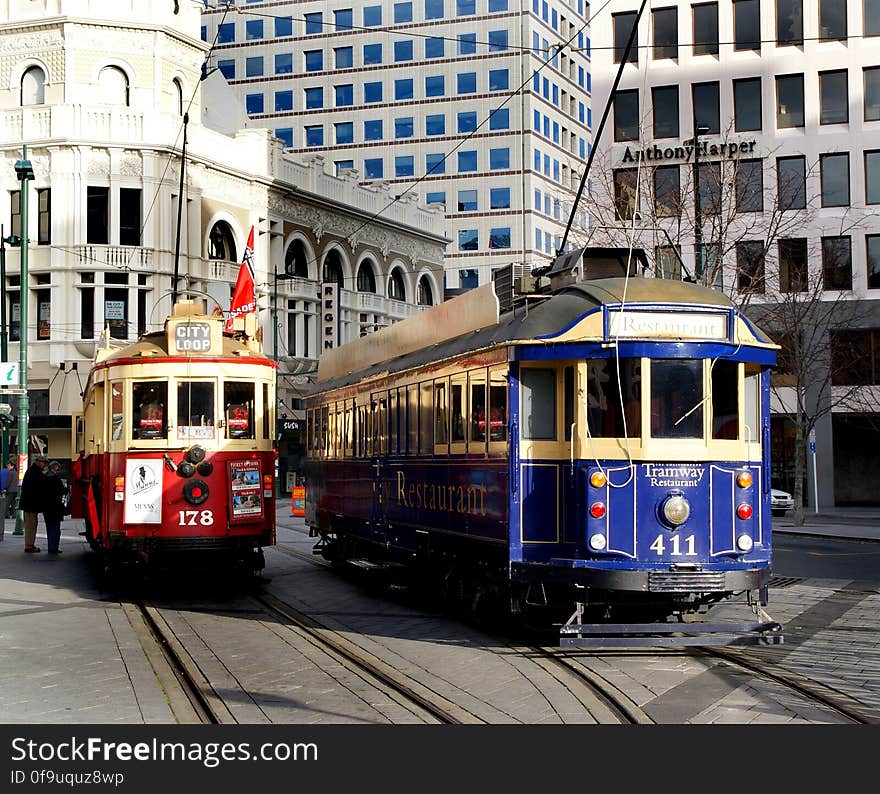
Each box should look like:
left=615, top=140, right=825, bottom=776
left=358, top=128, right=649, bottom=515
left=178, top=510, right=214, bottom=526
left=649, top=534, right=697, bottom=556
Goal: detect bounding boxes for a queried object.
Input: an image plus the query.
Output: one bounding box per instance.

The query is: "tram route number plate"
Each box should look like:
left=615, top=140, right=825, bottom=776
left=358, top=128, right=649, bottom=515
left=174, top=322, right=211, bottom=352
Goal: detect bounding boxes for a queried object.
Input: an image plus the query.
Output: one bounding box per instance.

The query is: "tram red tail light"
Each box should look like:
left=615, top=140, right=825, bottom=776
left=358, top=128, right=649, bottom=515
left=589, top=501, right=606, bottom=519
left=736, top=503, right=753, bottom=520
left=263, top=474, right=273, bottom=490
left=114, top=475, right=124, bottom=501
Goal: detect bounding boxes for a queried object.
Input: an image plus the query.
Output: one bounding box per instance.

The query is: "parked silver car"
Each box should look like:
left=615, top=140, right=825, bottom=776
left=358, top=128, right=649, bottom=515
left=771, top=488, right=794, bottom=517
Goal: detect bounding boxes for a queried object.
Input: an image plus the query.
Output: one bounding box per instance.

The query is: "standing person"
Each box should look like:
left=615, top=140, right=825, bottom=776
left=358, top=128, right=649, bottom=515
left=2, top=460, right=18, bottom=518
left=43, top=461, right=68, bottom=555
left=19, top=455, right=49, bottom=553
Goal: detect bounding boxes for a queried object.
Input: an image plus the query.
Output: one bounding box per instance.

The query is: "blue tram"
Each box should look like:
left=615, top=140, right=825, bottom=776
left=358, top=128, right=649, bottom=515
left=305, top=273, right=781, bottom=644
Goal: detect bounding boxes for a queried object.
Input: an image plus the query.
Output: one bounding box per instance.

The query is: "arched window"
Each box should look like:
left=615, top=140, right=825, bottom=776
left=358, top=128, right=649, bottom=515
left=356, top=261, right=376, bottom=292
left=98, top=66, right=129, bottom=106
left=21, top=66, right=45, bottom=106
left=208, top=221, right=237, bottom=261
left=388, top=268, right=406, bottom=301
left=284, top=239, right=309, bottom=277
left=417, top=275, right=434, bottom=306
left=173, top=78, right=184, bottom=116
left=322, top=249, right=344, bottom=287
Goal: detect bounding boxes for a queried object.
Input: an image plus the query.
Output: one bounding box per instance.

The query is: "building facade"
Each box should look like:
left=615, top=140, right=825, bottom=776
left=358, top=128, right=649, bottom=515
left=201, top=0, right=592, bottom=292
left=590, top=0, right=880, bottom=505
left=0, top=0, right=445, bottom=476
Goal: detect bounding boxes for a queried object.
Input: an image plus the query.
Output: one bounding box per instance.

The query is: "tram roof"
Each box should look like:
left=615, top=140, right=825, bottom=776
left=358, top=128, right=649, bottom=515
left=315, top=277, right=775, bottom=392
left=95, top=331, right=270, bottom=363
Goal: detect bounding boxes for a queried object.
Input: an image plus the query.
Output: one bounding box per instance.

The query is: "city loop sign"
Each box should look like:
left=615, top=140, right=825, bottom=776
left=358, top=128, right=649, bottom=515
left=619, top=139, right=758, bottom=165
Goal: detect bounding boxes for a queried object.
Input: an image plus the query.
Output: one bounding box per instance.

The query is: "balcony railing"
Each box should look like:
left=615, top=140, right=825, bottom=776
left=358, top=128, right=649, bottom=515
left=75, top=245, right=152, bottom=270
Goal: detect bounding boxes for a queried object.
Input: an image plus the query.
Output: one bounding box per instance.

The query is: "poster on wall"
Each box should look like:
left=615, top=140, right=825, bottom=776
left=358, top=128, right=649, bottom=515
left=123, top=458, right=164, bottom=525
left=229, top=460, right=263, bottom=522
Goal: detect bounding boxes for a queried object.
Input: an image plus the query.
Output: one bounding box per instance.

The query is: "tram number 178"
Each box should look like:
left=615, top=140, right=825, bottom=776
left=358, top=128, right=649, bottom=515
left=178, top=510, right=214, bottom=526
left=649, top=534, right=696, bottom=556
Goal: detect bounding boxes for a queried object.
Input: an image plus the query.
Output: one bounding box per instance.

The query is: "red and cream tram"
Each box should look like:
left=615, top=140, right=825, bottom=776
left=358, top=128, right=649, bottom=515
left=70, top=301, right=276, bottom=572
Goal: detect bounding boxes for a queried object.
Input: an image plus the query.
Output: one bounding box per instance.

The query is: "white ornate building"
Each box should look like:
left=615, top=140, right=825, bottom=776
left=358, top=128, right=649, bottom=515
left=0, top=0, right=446, bottom=465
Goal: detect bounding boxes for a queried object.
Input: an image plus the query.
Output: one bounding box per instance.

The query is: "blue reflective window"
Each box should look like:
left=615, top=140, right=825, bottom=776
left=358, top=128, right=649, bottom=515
left=275, top=53, right=293, bottom=74
left=275, top=128, right=293, bottom=148
left=364, top=81, right=383, bottom=103
left=201, top=26, right=207, bottom=42
left=304, top=50, right=323, bottom=71
left=425, top=37, right=445, bottom=58
left=426, top=0, right=445, bottom=18
left=245, top=57, right=263, bottom=77
left=489, top=69, right=509, bottom=91
left=395, top=116, right=414, bottom=138
left=394, top=40, right=414, bottom=61
left=275, top=90, right=293, bottom=111
left=246, top=93, right=264, bottom=114
left=552, top=121, right=559, bottom=142
left=425, top=191, right=446, bottom=206
left=459, top=33, right=477, bottom=54
left=488, top=30, right=509, bottom=51
left=534, top=109, right=541, bottom=131
left=305, top=125, right=324, bottom=146
left=426, top=153, right=446, bottom=174
left=335, top=47, right=353, bottom=69
left=394, top=2, right=413, bottom=22
left=457, top=72, right=477, bottom=94
left=395, top=155, right=415, bottom=177
left=304, top=87, right=323, bottom=109
left=459, top=229, right=479, bottom=250
left=457, top=111, right=477, bottom=132
left=395, top=78, right=414, bottom=100
left=363, top=43, right=382, bottom=64
left=335, top=122, right=354, bottom=144
left=534, top=148, right=541, bottom=170
left=334, top=9, right=353, bottom=31
left=543, top=116, right=550, bottom=137
left=365, top=158, right=383, bottom=178
left=246, top=20, right=263, bottom=40
left=363, top=5, right=382, bottom=26
left=460, top=268, right=479, bottom=288
left=218, top=60, right=235, bottom=79
left=489, top=0, right=508, bottom=10
left=490, top=148, right=510, bottom=169
left=491, top=187, right=511, bottom=208
left=458, top=150, right=478, bottom=172
left=426, top=114, right=446, bottom=135
left=275, top=16, right=293, bottom=37
left=335, top=160, right=354, bottom=176
left=335, top=84, right=354, bottom=106
left=534, top=190, right=542, bottom=210
left=304, top=13, right=322, bottom=34
left=364, top=119, right=383, bottom=140
left=535, top=228, right=542, bottom=249
left=458, top=189, right=478, bottom=210
left=489, top=227, right=511, bottom=248
left=218, top=23, right=235, bottom=43
left=457, top=0, right=476, bottom=15
left=552, top=84, right=558, bottom=105
left=425, top=75, right=445, bottom=96
left=489, top=107, right=510, bottom=129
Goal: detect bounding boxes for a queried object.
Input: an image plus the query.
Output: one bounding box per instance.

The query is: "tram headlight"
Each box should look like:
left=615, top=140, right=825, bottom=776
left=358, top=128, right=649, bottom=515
left=186, top=445, right=206, bottom=464
left=183, top=478, right=209, bottom=506
left=589, top=533, right=607, bottom=551
left=737, top=534, right=754, bottom=552
left=197, top=460, right=213, bottom=476
left=177, top=461, right=196, bottom=478
left=661, top=494, right=691, bottom=527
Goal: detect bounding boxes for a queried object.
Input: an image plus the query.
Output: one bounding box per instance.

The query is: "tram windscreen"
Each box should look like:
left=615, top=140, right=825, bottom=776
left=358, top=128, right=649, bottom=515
left=586, top=359, right=641, bottom=438
left=224, top=381, right=255, bottom=439
left=132, top=381, right=167, bottom=440
left=177, top=381, right=215, bottom=440
left=521, top=368, right=556, bottom=440
left=651, top=359, right=703, bottom=439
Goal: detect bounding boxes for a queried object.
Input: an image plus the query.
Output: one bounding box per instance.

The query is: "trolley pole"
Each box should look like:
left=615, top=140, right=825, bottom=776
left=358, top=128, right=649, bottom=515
left=12, top=148, right=34, bottom=537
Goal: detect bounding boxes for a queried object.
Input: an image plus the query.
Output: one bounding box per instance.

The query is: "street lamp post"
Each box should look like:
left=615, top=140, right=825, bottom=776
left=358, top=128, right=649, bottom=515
left=0, top=226, right=22, bottom=468
left=12, top=147, right=34, bottom=537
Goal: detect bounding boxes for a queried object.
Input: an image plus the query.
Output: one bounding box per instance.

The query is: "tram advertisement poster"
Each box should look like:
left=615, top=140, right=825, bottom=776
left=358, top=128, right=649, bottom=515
left=229, top=460, right=263, bottom=521
left=123, top=458, right=164, bottom=525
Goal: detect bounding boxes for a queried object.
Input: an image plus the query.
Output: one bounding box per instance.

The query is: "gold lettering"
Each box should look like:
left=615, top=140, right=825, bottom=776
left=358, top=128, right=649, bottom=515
left=456, top=486, right=464, bottom=513
left=397, top=471, right=407, bottom=506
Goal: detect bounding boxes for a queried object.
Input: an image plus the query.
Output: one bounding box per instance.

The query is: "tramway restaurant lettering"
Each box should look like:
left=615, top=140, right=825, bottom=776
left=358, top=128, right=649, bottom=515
left=395, top=470, right=487, bottom=516
left=620, top=139, right=757, bottom=165
left=645, top=464, right=705, bottom=488
left=608, top=311, right=727, bottom=340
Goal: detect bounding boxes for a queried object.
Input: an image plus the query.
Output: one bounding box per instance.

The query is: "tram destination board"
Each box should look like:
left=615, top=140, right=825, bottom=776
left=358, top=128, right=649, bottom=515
left=174, top=322, right=212, bottom=352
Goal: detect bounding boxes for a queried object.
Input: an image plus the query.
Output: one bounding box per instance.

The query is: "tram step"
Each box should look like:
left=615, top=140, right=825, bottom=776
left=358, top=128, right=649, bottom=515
left=346, top=558, right=405, bottom=572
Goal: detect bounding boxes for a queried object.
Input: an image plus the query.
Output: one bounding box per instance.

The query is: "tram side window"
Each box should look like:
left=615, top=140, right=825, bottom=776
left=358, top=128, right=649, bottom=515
left=111, top=381, right=124, bottom=441
left=489, top=371, right=507, bottom=442
left=262, top=383, right=270, bottom=439
left=651, top=359, right=702, bottom=439
left=744, top=365, right=761, bottom=443
left=307, top=410, right=314, bottom=452
left=224, top=381, right=255, bottom=439
left=451, top=382, right=465, bottom=443
left=407, top=385, right=419, bottom=454
left=563, top=366, right=575, bottom=441
left=586, top=359, right=642, bottom=438
left=420, top=381, right=433, bottom=451
left=132, top=381, right=168, bottom=440
left=177, top=382, right=215, bottom=440
left=389, top=390, right=399, bottom=455
left=434, top=381, right=448, bottom=445
left=711, top=360, right=739, bottom=440
left=470, top=376, right=486, bottom=444
left=320, top=406, right=329, bottom=455
left=521, top=368, right=556, bottom=440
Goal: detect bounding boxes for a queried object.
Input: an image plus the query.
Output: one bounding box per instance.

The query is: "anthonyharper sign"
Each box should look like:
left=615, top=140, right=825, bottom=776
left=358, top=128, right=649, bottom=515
left=618, top=138, right=758, bottom=165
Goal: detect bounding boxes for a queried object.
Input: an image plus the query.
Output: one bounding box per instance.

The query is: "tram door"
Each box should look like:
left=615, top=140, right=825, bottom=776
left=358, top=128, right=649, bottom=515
left=369, top=394, right=389, bottom=546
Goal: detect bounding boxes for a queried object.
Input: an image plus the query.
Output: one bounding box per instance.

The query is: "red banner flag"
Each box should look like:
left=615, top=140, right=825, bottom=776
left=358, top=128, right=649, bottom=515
left=225, top=226, right=257, bottom=332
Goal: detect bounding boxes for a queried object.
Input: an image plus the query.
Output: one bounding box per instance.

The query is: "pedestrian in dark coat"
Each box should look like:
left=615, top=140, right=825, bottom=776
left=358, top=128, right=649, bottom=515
left=20, top=455, right=49, bottom=553
left=43, top=461, right=68, bottom=555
